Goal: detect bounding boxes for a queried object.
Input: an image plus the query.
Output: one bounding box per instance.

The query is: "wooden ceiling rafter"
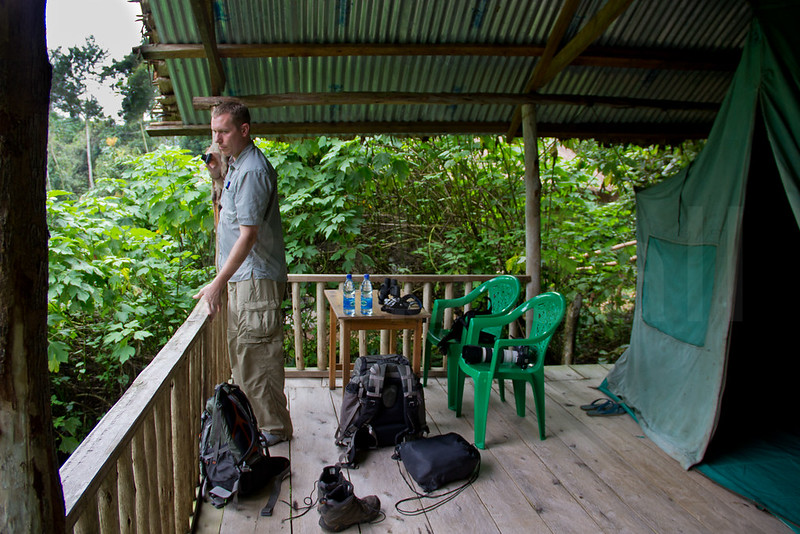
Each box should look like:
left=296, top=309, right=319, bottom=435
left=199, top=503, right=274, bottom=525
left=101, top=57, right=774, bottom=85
left=188, top=0, right=225, bottom=95
left=137, top=42, right=739, bottom=72
left=146, top=119, right=711, bottom=142
left=506, top=0, right=636, bottom=140
left=191, top=91, right=719, bottom=112
left=142, top=0, right=741, bottom=142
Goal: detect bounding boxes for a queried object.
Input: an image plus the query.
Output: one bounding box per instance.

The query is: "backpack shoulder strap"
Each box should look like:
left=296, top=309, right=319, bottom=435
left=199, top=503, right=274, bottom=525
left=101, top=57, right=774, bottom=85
left=337, top=361, right=388, bottom=467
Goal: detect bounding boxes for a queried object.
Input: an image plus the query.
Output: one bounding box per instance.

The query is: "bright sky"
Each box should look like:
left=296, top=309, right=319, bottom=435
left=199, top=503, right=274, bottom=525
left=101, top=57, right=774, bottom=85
left=45, top=0, right=144, bottom=118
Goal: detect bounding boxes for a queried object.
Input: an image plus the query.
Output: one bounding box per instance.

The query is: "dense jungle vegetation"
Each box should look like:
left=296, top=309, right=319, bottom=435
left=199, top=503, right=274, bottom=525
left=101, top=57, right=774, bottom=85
left=46, top=38, right=703, bottom=459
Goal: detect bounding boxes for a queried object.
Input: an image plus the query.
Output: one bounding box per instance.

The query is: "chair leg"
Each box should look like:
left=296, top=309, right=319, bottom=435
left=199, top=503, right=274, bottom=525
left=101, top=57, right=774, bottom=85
left=512, top=380, right=527, bottom=417
left=473, top=375, right=491, bottom=450
left=531, top=373, right=546, bottom=441
left=455, top=367, right=466, bottom=417
left=446, top=344, right=460, bottom=411
left=498, top=378, right=506, bottom=402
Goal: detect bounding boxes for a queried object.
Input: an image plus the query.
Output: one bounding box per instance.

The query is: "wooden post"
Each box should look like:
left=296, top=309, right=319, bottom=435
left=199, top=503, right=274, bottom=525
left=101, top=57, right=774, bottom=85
left=98, top=471, right=120, bottom=532
left=171, top=365, right=192, bottom=534
left=117, top=446, right=136, bottom=534
left=522, top=103, right=542, bottom=335
left=142, top=414, right=162, bottom=534
left=316, top=283, right=327, bottom=370
left=292, top=282, right=304, bottom=369
left=154, top=394, right=176, bottom=531
left=132, top=430, right=149, bottom=533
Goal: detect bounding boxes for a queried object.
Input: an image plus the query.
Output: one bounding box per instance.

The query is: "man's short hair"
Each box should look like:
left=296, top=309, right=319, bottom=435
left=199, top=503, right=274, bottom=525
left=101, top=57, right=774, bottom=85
left=212, top=100, right=251, bottom=127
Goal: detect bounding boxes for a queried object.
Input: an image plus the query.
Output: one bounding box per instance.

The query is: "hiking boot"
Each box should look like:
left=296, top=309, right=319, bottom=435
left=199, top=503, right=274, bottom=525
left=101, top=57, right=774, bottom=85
left=317, top=465, right=347, bottom=501
left=318, top=481, right=381, bottom=532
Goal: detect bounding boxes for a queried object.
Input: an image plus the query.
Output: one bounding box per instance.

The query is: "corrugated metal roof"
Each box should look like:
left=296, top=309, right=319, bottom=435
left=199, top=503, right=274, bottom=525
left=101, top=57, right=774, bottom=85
left=138, top=0, right=752, bottom=142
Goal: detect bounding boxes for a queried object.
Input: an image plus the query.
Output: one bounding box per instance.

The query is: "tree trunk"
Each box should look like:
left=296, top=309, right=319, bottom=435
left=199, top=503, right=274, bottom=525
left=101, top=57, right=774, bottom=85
left=85, top=117, right=94, bottom=188
left=0, top=2, right=66, bottom=532
left=562, top=293, right=583, bottom=365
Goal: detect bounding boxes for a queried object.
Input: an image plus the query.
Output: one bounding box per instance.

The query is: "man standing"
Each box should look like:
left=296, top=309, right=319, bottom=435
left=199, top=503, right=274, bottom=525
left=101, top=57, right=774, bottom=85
left=194, top=101, right=292, bottom=446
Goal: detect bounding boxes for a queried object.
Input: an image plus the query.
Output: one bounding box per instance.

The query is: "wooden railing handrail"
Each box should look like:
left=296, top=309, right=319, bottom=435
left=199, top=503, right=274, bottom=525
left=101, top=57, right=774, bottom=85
left=59, top=301, right=228, bottom=533
left=58, top=273, right=529, bottom=532
left=288, top=273, right=529, bottom=283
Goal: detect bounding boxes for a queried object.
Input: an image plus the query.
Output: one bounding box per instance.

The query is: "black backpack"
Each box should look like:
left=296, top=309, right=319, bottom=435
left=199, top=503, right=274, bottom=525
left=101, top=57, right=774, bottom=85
left=335, top=354, right=428, bottom=467
left=199, top=383, right=290, bottom=513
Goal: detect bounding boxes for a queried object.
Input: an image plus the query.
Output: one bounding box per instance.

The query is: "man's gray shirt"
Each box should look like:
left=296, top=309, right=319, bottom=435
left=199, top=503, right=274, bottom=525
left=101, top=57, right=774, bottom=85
left=217, top=142, right=288, bottom=283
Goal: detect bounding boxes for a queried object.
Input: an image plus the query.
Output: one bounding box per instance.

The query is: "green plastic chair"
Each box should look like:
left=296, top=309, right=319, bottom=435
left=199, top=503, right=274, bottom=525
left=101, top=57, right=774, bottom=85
left=423, top=275, right=521, bottom=411
left=454, top=292, right=566, bottom=449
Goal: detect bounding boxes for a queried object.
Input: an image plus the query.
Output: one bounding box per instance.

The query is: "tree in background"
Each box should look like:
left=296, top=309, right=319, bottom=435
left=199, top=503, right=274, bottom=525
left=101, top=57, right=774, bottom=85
left=49, top=36, right=107, bottom=189
left=103, top=49, right=156, bottom=150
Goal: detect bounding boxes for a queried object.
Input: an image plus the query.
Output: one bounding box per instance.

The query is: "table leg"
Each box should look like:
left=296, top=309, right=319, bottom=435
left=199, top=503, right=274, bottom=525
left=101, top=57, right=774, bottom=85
left=412, top=320, right=422, bottom=376
left=341, top=324, right=351, bottom=399
left=328, top=304, right=336, bottom=390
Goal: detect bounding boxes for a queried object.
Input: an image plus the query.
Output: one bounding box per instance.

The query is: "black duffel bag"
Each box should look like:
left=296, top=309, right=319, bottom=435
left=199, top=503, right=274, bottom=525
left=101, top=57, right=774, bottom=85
left=392, top=432, right=481, bottom=515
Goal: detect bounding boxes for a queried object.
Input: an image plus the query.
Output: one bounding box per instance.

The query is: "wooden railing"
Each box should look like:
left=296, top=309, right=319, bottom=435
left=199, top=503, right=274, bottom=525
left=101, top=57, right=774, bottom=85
left=286, top=274, right=530, bottom=372
left=58, top=273, right=528, bottom=533
left=59, top=302, right=229, bottom=533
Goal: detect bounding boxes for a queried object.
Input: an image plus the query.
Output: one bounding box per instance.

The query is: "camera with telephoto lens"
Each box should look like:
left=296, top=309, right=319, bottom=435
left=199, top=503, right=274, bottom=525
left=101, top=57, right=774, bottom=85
left=200, top=153, right=214, bottom=164
left=462, top=345, right=536, bottom=368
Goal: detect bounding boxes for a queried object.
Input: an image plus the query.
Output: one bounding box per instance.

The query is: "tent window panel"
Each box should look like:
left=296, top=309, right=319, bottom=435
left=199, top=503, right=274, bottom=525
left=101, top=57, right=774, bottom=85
left=641, top=237, right=716, bottom=346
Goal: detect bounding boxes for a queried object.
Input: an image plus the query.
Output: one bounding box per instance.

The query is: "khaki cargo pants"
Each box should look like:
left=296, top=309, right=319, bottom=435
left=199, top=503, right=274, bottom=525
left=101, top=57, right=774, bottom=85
left=226, top=277, right=293, bottom=439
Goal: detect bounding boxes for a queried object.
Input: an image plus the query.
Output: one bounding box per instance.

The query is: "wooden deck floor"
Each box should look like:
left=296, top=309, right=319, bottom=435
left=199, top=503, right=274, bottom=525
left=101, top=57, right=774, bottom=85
left=194, top=365, right=790, bottom=534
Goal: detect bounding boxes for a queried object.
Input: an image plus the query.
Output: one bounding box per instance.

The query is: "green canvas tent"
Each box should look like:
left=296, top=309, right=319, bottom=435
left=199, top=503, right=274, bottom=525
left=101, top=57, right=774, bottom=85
left=601, top=0, right=800, bottom=528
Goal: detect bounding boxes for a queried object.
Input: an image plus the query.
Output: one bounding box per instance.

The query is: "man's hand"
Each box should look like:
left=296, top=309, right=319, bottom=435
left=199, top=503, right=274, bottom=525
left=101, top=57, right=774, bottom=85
left=194, top=279, right=224, bottom=319
left=205, top=152, right=225, bottom=182
left=195, top=225, right=257, bottom=320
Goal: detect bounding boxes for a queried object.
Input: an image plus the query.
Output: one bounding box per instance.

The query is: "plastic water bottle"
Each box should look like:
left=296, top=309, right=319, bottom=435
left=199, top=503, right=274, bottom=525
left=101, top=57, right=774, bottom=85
left=360, top=274, right=373, bottom=316
left=343, top=274, right=356, bottom=316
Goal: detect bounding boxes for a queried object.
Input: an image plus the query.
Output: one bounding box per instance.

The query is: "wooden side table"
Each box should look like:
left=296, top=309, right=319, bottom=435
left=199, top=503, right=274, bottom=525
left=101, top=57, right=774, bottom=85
left=324, top=289, right=429, bottom=390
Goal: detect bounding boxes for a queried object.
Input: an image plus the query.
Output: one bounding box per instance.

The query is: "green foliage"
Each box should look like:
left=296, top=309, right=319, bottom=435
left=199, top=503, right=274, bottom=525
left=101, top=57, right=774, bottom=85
left=102, top=49, right=155, bottom=123
left=48, top=133, right=703, bottom=458
left=47, top=148, right=214, bottom=458
left=260, top=137, right=372, bottom=273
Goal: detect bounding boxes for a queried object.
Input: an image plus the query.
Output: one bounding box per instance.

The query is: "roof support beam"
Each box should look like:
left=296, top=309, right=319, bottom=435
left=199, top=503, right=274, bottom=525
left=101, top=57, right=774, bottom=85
left=146, top=120, right=711, bottom=142
left=507, top=0, right=635, bottom=140
left=138, top=42, right=738, bottom=71
left=192, top=92, right=719, bottom=112
left=522, top=103, right=541, bottom=306
left=188, top=0, right=226, bottom=95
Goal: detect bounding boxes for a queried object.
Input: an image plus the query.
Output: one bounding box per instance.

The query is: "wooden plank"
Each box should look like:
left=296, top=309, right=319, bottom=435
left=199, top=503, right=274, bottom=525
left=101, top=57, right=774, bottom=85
left=535, top=379, right=720, bottom=532
left=195, top=368, right=792, bottom=534
left=457, top=380, right=602, bottom=533
left=171, top=362, right=193, bottom=533
left=421, top=379, right=548, bottom=533
left=324, top=383, right=431, bottom=533
left=142, top=412, right=162, bottom=534
left=543, top=364, right=584, bottom=382
left=117, top=446, right=136, bottom=533
left=291, top=282, right=304, bottom=368
left=484, top=381, right=654, bottom=533
left=284, top=378, right=346, bottom=534
left=154, top=393, right=176, bottom=532
left=131, top=430, right=149, bottom=533
left=98, top=470, right=120, bottom=533
left=316, top=282, right=327, bottom=370
left=551, top=379, right=789, bottom=533
left=138, top=42, right=739, bottom=71
left=567, top=363, right=609, bottom=380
